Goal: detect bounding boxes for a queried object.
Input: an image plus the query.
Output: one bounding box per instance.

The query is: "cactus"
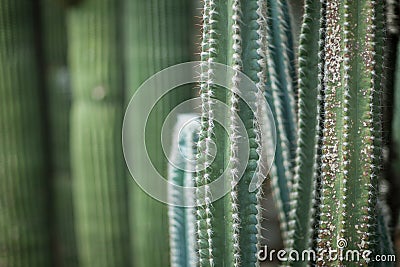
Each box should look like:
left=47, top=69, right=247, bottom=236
left=264, top=0, right=298, bottom=244
left=168, top=115, right=199, bottom=267
left=195, top=0, right=273, bottom=266
left=0, top=0, right=52, bottom=266
left=41, top=0, right=78, bottom=265
left=286, top=0, right=323, bottom=262
left=67, top=0, right=131, bottom=266
left=282, top=0, right=388, bottom=265
left=123, top=0, right=193, bottom=266
left=316, top=1, right=382, bottom=265
left=285, top=0, right=396, bottom=266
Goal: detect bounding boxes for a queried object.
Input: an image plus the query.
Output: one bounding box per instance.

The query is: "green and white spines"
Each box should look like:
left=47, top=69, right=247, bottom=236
left=196, top=0, right=221, bottom=265
left=227, top=0, right=243, bottom=265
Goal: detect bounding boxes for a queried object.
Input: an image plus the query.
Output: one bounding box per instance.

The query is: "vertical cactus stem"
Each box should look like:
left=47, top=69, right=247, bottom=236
left=372, top=0, right=387, bottom=255
left=286, top=0, right=322, bottom=263
left=124, top=1, right=193, bottom=266
left=236, top=0, right=264, bottom=265
left=268, top=0, right=297, bottom=162
left=196, top=0, right=227, bottom=265
left=254, top=0, right=268, bottom=256
left=68, top=0, right=131, bottom=266
left=317, top=0, right=379, bottom=265
left=168, top=115, right=199, bottom=267
left=264, top=0, right=297, bottom=246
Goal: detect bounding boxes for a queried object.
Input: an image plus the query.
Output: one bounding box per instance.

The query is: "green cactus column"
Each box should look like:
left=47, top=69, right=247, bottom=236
left=41, top=0, right=78, bottom=266
left=123, top=0, right=193, bottom=266
left=67, top=0, right=130, bottom=266
left=316, top=0, right=383, bottom=265
left=286, top=0, right=323, bottom=264
left=0, top=1, right=52, bottom=266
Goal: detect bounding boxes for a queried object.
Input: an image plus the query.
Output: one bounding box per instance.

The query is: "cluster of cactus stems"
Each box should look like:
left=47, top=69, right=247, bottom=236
left=288, top=1, right=388, bottom=265
left=189, top=0, right=297, bottom=266
left=41, top=0, right=78, bottom=265
left=167, top=0, right=397, bottom=266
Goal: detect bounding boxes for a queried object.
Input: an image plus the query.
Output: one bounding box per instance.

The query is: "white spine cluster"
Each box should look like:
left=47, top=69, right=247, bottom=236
left=229, top=1, right=242, bottom=266
left=196, top=0, right=217, bottom=265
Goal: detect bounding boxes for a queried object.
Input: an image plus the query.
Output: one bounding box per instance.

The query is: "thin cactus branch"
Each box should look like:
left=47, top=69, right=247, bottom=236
left=286, top=0, right=322, bottom=264
left=264, top=0, right=297, bottom=245
left=168, top=115, right=199, bottom=267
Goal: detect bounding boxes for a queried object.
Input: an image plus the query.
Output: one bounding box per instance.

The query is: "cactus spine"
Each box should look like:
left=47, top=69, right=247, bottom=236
left=67, top=0, right=131, bottom=266
left=123, top=0, right=193, bottom=266
left=41, top=1, right=77, bottom=265
left=0, top=1, right=52, bottom=266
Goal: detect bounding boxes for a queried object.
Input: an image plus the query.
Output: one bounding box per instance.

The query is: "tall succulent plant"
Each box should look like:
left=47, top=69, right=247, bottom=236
left=123, top=0, right=193, bottom=266
left=41, top=0, right=77, bottom=265
left=0, top=1, right=52, bottom=266
left=67, top=0, right=131, bottom=266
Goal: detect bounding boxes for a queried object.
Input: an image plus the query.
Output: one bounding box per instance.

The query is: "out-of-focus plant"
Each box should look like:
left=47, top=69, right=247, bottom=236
left=0, top=1, right=52, bottom=266
left=41, top=0, right=78, bottom=265
left=123, top=0, right=194, bottom=266
left=67, top=0, right=131, bottom=266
